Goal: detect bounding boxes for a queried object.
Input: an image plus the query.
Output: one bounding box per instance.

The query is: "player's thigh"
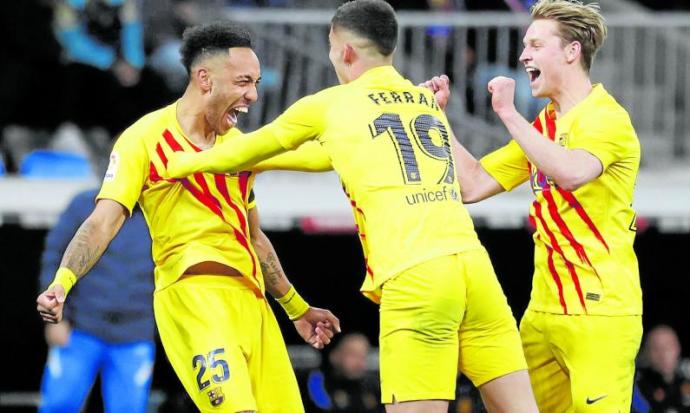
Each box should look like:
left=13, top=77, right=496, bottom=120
left=153, top=276, right=263, bottom=412
left=101, top=340, right=155, bottom=413
left=519, top=311, right=571, bottom=412
left=251, top=300, right=304, bottom=413
left=555, top=315, right=642, bottom=412
left=458, top=249, right=526, bottom=387
left=379, top=254, right=465, bottom=403
left=39, top=330, right=104, bottom=413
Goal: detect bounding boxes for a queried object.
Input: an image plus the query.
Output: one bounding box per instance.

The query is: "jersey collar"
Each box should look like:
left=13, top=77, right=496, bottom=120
left=350, top=65, right=405, bottom=87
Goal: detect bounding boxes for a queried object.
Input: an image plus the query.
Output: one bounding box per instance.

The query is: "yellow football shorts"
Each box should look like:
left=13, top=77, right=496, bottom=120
left=153, top=275, right=303, bottom=412
left=520, top=310, right=642, bottom=412
left=378, top=249, right=526, bottom=403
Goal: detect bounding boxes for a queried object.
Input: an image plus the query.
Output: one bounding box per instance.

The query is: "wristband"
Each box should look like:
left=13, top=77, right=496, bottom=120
left=48, top=268, right=78, bottom=296
left=275, top=285, right=310, bottom=320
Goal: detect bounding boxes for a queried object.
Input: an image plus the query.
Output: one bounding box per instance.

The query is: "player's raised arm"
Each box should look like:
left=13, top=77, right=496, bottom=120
left=36, top=199, right=128, bottom=323
left=247, top=207, right=340, bottom=349
left=420, top=74, right=505, bottom=203
left=488, top=76, right=603, bottom=191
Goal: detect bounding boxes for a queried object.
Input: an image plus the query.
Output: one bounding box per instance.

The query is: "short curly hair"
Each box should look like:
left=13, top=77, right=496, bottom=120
left=179, top=22, right=253, bottom=74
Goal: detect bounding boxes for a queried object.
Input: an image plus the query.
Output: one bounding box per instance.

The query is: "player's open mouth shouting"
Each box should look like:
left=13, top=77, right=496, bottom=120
left=227, top=105, right=248, bottom=128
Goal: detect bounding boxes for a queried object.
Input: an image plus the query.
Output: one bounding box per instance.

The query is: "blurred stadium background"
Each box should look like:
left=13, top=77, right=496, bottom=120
left=1, top=0, right=688, bottom=411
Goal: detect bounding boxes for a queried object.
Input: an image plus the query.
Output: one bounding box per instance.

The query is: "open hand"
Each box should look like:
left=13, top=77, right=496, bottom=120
left=293, top=307, right=341, bottom=349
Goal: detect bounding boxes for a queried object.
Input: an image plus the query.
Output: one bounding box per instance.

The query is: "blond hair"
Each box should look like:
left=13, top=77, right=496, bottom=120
left=530, top=0, right=607, bottom=72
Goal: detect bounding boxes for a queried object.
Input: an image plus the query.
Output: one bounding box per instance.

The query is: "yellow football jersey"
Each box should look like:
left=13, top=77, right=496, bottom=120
left=481, top=85, right=642, bottom=316
left=242, top=66, right=484, bottom=302
left=97, top=103, right=261, bottom=293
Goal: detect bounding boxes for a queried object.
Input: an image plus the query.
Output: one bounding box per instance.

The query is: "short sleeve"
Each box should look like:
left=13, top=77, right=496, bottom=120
left=270, top=93, right=326, bottom=150
left=480, top=140, right=530, bottom=191
left=569, top=110, right=638, bottom=171
left=247, top=189, right=256, bottom=210
left=96, top=129, right=148, bottom=215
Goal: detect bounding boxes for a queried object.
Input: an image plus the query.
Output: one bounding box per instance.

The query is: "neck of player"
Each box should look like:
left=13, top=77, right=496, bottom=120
left=176, top=86, right=217, bottom=149
left=550, top=70, right=593, bottom=119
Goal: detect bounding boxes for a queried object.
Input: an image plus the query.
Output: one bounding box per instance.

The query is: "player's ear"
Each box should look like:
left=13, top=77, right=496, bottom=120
left=195, top=66, right=212, bottom=92
left=565, top=41, right=581, bottom=65
left=343, top=44, right=356, bottom=66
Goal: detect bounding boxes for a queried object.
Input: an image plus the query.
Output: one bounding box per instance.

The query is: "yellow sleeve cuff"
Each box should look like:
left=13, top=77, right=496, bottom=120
left=48, top=268, right=78, bottom=296
left=275, top=285, right=310, bottom=320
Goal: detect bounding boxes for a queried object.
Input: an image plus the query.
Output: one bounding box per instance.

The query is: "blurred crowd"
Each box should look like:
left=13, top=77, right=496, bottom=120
left=1, top=0, right=685, bottom=178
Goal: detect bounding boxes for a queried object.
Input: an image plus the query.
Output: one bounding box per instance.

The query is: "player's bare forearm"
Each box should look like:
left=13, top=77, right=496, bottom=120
left=60, top=220, right=107, bottom=277
left=497, top=109, right=600, bottom=191
left=252, top=231, right=292, bottom=298
left=488, top=77, right=601, bottom=191
left=451, top=134, right=504, bottom=203
left=60, top=200, right=126, bottom=279
left=247, top=207, right=291, bottom=298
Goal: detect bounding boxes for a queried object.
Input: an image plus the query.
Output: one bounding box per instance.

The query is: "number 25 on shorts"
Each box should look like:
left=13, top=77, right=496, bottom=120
left=192, top=348, right=230, bottom=390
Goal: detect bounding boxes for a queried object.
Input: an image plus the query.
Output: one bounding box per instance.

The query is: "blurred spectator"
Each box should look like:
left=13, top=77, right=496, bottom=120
left=449, top=375, right=486, bottom=413
left=636, top=325, right=690, bottom=412
left=0, top=0, right=65, bottom=171
left=53, top=0, right=173, bottom=138
left=300, top=333, right=382, bottom=413
left=143, top=0, right=215, bottom=93
left=0, top=0, right=62, bottom=132
left=38, top=189, right=155, bottom=413
left=635, top=0, right=690, bottom=10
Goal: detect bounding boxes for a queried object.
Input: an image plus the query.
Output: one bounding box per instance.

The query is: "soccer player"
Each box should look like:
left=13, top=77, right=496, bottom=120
left=36, top=23, right=340, bottom=413
left=425, top=0, right=643, bottom=411
left=165, top=1, right=538, bottom=412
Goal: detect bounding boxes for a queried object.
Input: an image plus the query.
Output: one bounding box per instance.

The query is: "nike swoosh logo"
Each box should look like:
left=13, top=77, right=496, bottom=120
left=586, top=395, right=608, bottom=404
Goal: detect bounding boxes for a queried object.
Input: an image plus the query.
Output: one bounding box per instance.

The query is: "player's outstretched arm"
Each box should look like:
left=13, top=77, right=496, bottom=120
left=488, top=76, right=602, bottom=191
left=253, top=141, right=333, bottom=173
left=167, top=128, right=287, bottom=178
left=36, top=199, right=128, bottom=324
left=248, top=207, right=340, bottom=349
left=420, top=74, right=505, bottom=203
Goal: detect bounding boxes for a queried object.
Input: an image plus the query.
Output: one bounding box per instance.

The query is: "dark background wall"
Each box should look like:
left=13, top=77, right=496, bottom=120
left=1, top=225, right=688, bottom=404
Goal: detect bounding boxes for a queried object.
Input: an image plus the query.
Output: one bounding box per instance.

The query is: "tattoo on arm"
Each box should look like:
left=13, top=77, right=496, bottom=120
left=60, top=220, right=107, bottom=278
left=259, top=252, right=285, bottom=289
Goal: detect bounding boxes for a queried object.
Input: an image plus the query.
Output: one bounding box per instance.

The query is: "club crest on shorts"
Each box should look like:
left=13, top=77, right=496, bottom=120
left=207, top=387, right=225, bottom=407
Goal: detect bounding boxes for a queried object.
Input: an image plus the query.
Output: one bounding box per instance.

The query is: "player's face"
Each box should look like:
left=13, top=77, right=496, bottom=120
left=328, top=27, right=349, bottom=84
left=519, top=19, right=570, bottom=99
left=205, top=47, right=261, bottom=134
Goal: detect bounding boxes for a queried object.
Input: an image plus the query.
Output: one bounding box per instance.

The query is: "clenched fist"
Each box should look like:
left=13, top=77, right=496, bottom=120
left=487, top=76, right=517, bottom=117
left=419, top=74, right=451, bottom=111
left=37, top=284, right=67, bottom=324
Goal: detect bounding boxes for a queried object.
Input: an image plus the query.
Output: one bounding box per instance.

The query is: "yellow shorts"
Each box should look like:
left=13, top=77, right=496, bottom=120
left=153, top=275, right=303, bottom=412
left=520, top=310, right=642, bottom=412
left=379, top=249, right=526, bottom=403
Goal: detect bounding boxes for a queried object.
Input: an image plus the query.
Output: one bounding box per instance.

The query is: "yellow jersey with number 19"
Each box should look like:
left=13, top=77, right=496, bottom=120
left=481, top=84, right=641, bottom=316
left=97, top=103, right=262, bottom=294
left=245, top=66, right=484, bottom=302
